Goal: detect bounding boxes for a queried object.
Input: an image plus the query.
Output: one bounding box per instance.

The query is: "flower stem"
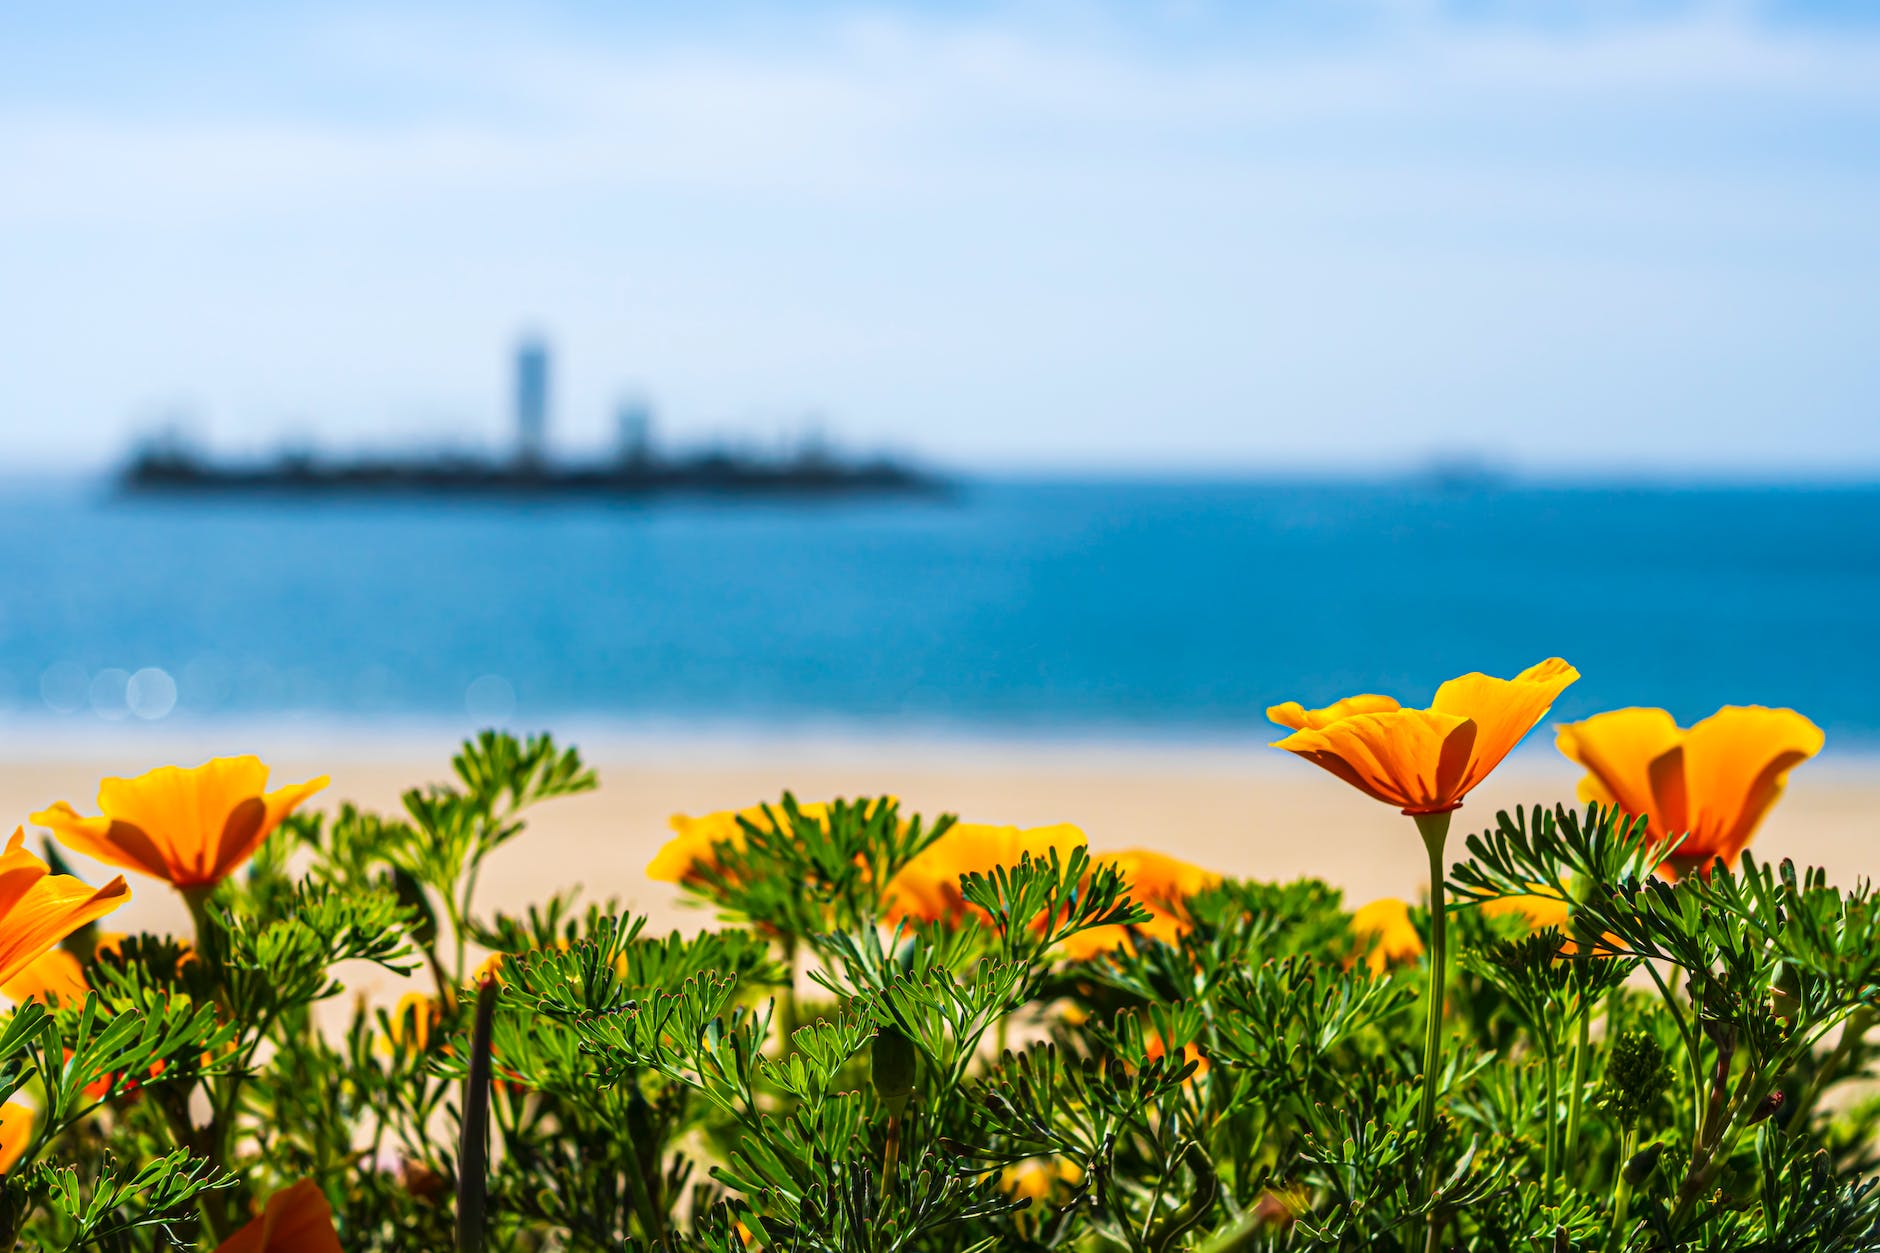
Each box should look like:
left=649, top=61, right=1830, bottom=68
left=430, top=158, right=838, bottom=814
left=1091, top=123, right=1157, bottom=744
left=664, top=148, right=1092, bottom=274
left=1605, top=1129, right=1636, bottom=1253
left=1564, top=1001, right=1591, bottom=1169
left=777, top=935, right=800, bottom=1044
left=1541, top=1043, right=1559, bottom=1192
left=1793, top=1007, right=1872, bottom=1128
left=1414, top=811, right=1453, bottom=1146
left=456, top=975, right=500, bottom=1253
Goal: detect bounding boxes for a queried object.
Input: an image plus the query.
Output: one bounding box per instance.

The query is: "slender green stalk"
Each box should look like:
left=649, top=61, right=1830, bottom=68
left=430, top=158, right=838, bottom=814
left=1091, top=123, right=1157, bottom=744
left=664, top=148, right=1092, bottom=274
left=178, top=885, right=245, bottom=1241
left=1606, top=1130, right=1636, bottom=1253
left=1541, top=1043, right=1559, bottom=1192
left=1640, top=958, right=1704, bottom=1149
left=456, top=976, right=500, bottom=1253
left=882, top=1112, right=903, bottom=1197
left=1792, top=1007, right=1873, bottom=1128
left=1564, top=1003, right=1591, bottom=1169
left=1414, top=811, right=1453, bottom=1142
left=1414, top=810, right=1453, bottom=1253
left=778, top=935, right=800, bottom=1043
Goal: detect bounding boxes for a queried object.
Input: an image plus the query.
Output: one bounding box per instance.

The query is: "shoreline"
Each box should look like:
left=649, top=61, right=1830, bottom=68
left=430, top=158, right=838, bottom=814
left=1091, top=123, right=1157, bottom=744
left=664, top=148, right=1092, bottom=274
left=1, top=712, right=1878, bottom=768
left=3, top=734, right=1873, bottom=994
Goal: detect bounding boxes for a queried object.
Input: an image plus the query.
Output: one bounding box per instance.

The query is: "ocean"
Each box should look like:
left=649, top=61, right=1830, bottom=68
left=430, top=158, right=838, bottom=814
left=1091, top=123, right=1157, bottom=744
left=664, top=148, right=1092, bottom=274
left=1, top=478, right=1875, bottom=750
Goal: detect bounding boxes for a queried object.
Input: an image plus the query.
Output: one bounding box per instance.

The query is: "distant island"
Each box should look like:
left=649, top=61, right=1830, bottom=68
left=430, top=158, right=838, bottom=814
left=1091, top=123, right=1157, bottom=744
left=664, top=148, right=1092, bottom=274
left=121, top=337, right=945, bottom=501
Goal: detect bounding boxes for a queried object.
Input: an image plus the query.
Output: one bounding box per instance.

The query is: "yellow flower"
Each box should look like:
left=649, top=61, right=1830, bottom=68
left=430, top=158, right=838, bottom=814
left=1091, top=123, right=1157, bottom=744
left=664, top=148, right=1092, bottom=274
left=1480, top=887, right=1571, bottom=931
left=1349, top=897, right=1424, bottom=974
left=33, top=757, right=327, bottom=889
left=2, top=947, right=87, bottom=1007
left=1057, top=849, right=1220, bottom=959
left=385, top=992, right=442, bottom=1056
left=648, top=801, right=835, bottom=885
left=1269, top=659, right=1579, bottom=815
left=1556, top=706, right=1824, bottom=879
left=0, top=829, right=129, bottom=989
left=0, top=1101, right=32, bottom=1176
left=214, top=1179, right=342, bottom=1253
left=883, top=822, right=1087, bottom=927
left=1000, top=1156, right=1085, bottom=1201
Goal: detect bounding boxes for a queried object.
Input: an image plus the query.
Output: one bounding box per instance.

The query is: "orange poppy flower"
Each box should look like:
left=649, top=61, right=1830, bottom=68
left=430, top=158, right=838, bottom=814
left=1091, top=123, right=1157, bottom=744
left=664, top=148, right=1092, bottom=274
left=0, top=1101, right=32, bottom=1175
left=1556, top=705, right=1824, bottom=879
left=32, top=757, right=327, bottom=889
left=1269, top=659, right=1579, bottom=815
left=647, top=801, right=836, bottom=885
left=215, top=1179, right=342, bottom=1253
left=1349, top=897, right=1424, bottom=974
left=0, top=830, right=130, bottom=989
left=882, top=822, right=1088, bottom=927
left=1056, top=849, right=1220, bottom=959
left=2, top=947, right=87, bottom=1007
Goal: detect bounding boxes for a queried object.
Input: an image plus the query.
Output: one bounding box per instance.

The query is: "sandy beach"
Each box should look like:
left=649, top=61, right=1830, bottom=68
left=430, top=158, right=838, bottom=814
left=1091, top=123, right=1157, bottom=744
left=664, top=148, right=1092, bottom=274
left=3, top=732, right=1874, bottom=981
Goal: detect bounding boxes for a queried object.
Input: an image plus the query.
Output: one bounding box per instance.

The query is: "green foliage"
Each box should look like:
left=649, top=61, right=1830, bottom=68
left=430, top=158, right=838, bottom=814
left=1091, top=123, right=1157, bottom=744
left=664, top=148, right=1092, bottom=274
left=3, top=739, right=1879, bottom=1253
left=36, top=1152, right=233, bottom=1247
left=690, top=794, right=952, bottom=939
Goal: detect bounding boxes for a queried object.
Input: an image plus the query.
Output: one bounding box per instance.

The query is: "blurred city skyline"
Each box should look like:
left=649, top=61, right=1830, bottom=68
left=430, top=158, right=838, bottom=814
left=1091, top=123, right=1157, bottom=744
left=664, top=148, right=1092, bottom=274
left=4, top=0, right=1879, bottom=478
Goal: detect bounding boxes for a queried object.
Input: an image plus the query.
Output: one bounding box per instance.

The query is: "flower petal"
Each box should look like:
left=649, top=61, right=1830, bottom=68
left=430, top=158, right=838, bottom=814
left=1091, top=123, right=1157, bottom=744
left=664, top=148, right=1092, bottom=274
left=1266, top=694, right=1402, bottom=732
left=209, top=775, right=329, bottom=883
left=214, top=1179, right=342, bottom=1253
left=32, top=804, right=174, bottom=882
left=1099, top=849, right=1220, bottom=908
left=1680, top=706, right=1824, bottom=867
left=0, top=868, right=130, bottom=989
left=0, top=1102, right=31, bottom=1176
left=1350, top=897, right=1423, bottom=974
left=649, top=803, right=789, bottom=884
left=98, top=757, right=272, bottom=869
left=1273, top=708, right=1476, bottom=812
left=1555, top=707, right=1683, bottom=828
left=3, top=948, right=87, bottom=1007
left=1431, top=658, right=1579, bottom=795
left=1481, top=889, right=1570, bottom=931
left=0, top=830, right=50, bottom=921
left=885, top=821, right=1086, bottom=926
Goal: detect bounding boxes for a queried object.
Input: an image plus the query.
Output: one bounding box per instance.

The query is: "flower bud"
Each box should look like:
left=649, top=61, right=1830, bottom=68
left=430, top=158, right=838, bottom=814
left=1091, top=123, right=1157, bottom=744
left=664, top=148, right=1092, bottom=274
left=872, top=1026, right=918, bottom=1116
left=1770, top=962, right=1803, bottom=1025
left=1623, top=1142, right=1665, bottom=1187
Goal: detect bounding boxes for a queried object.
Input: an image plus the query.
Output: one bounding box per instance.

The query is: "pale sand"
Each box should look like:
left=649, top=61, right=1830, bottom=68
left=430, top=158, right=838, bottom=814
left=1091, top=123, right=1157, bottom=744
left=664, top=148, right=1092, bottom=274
left=2, top=738, right=1873, bottom=1005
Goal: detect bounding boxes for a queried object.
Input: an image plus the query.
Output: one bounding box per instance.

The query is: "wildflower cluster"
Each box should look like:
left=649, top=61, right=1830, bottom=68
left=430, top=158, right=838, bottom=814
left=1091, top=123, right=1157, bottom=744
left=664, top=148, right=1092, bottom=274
left=0, top=661, right=1867, bottom=1252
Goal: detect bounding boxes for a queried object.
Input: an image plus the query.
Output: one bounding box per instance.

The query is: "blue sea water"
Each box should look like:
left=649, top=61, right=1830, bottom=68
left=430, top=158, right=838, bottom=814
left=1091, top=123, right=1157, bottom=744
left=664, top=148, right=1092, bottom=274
left=0, top=478, right=1875, bottom=747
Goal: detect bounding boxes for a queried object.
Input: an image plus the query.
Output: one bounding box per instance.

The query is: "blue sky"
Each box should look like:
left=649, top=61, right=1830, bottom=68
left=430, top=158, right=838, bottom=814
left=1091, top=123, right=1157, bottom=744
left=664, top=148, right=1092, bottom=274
left=3, top=1, right=1877, bottom=475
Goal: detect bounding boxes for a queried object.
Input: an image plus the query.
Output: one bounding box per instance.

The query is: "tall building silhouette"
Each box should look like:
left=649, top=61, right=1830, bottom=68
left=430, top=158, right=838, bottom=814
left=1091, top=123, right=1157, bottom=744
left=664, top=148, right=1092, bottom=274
left=514, top=337, right=550, bottom=468
left=617, top=396, right=655, bottom=466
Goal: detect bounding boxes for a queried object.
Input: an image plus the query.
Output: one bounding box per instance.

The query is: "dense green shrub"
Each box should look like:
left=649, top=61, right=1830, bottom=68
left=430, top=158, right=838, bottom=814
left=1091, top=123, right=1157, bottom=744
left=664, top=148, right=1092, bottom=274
left=0, top=727, right=1875, bottom=1251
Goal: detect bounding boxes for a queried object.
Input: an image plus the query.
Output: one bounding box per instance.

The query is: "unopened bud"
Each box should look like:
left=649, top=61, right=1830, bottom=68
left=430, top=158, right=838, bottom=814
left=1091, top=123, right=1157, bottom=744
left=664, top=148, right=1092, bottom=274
left=872, top=1026, right=918, bottom=1116
left=1623, top=1142, right=1665, bottom=1187
left=1770, top=962, right=1803, bottom=1025
left=1751, top=1090, right=1786, bottom=1125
